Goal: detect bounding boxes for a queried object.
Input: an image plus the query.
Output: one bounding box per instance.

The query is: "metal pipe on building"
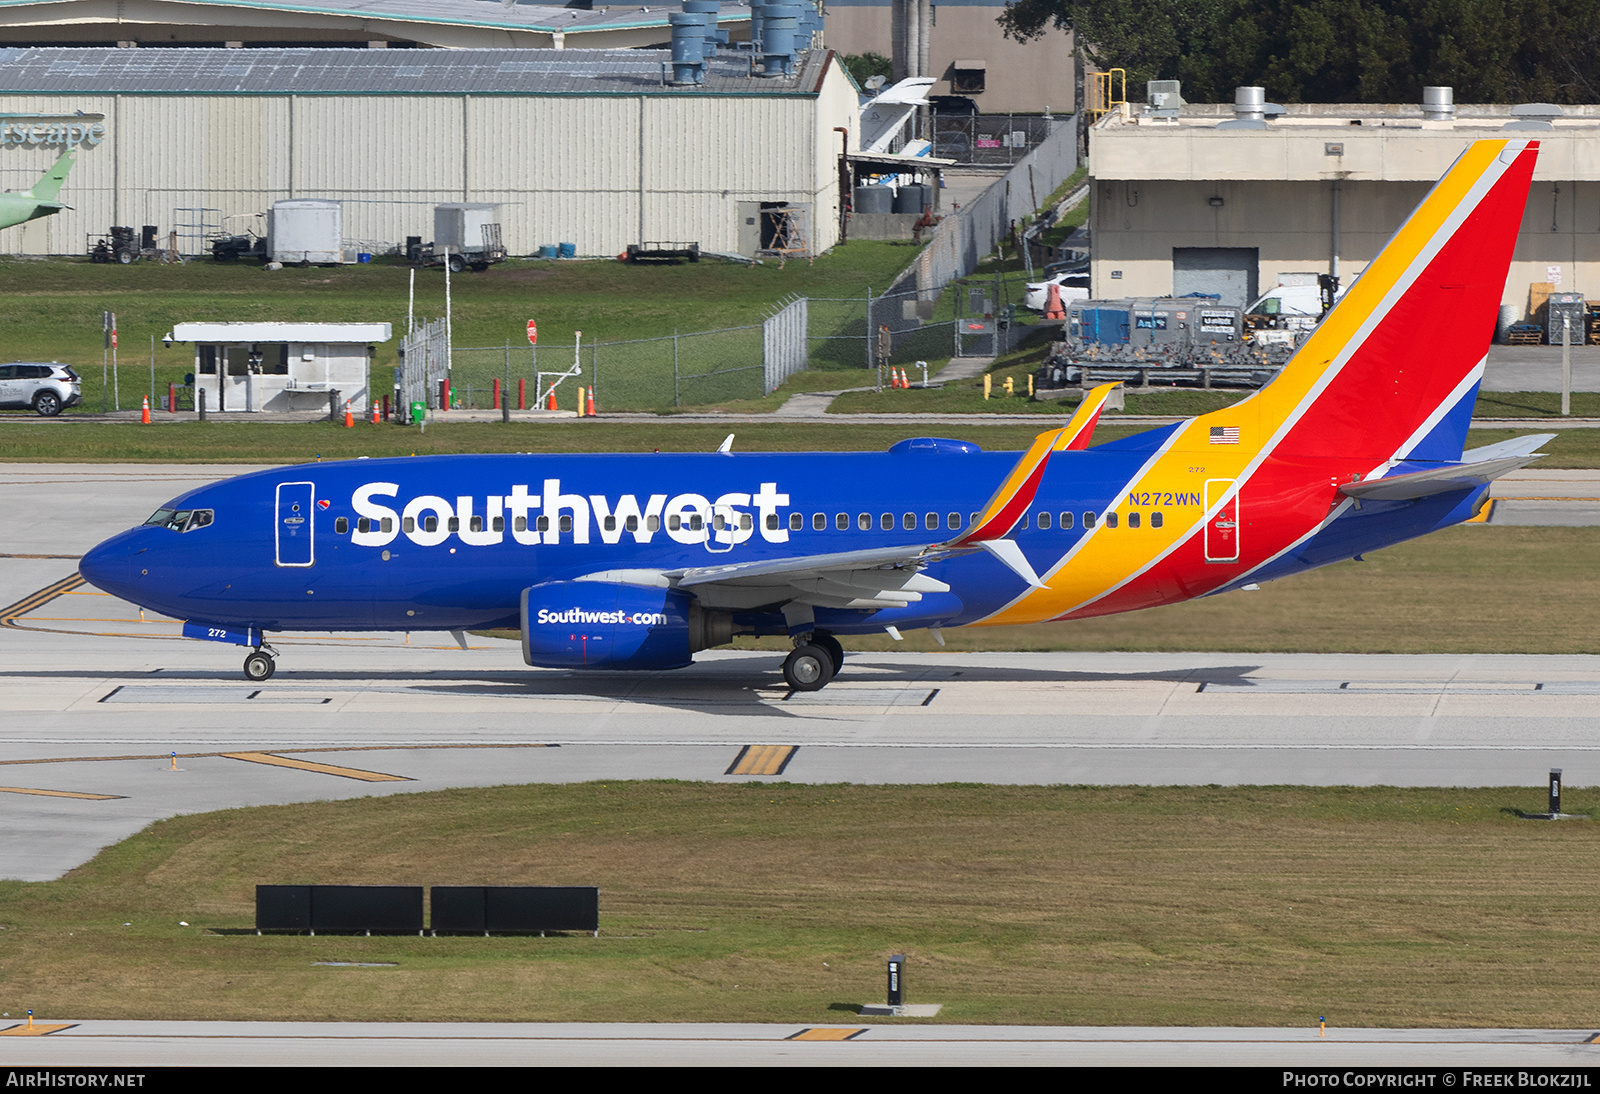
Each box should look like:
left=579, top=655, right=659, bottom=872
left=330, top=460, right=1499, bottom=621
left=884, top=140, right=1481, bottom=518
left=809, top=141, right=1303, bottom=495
left=1233, top=86, right=1265, bottom=123
left=1422, top=86, right=1454, bottom=122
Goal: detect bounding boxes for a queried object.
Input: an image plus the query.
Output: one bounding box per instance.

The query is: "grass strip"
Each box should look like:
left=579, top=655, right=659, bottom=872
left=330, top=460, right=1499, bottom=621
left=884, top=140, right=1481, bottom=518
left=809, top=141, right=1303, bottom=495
left=3, top=781, right=1596, bottom=1027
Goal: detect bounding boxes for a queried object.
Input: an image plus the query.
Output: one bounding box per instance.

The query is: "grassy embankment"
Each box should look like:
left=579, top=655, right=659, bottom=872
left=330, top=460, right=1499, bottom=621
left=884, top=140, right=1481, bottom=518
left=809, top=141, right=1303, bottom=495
left=0, top=242, right=923, bottom=413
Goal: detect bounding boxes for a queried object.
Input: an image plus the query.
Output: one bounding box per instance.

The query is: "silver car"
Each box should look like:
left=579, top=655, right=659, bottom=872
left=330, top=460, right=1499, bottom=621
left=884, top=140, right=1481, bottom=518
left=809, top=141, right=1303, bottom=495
left=0, top=362, right=81, bottom=416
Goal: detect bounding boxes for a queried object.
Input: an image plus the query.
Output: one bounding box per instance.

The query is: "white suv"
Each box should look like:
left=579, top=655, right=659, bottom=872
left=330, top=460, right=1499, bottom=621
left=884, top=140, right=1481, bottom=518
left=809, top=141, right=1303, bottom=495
left=0, top=362, right=81, bottom=416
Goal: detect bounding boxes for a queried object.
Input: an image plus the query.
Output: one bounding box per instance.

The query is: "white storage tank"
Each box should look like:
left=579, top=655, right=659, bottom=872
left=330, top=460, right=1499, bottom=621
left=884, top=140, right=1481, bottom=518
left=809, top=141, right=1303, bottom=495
left=434, top=202, right=501, bottom=255
left=269, top=199, right=343, bottom=265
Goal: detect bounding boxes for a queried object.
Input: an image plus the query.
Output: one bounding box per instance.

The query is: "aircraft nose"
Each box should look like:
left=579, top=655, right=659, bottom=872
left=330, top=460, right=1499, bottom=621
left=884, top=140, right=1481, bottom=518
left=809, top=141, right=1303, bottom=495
left=79, top=534, right=135, bottom=594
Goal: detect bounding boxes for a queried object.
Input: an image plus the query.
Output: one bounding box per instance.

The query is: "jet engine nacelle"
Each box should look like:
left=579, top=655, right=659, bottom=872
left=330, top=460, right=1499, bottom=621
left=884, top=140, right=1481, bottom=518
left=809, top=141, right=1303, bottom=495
left=519, top=581, right=731, bottom=670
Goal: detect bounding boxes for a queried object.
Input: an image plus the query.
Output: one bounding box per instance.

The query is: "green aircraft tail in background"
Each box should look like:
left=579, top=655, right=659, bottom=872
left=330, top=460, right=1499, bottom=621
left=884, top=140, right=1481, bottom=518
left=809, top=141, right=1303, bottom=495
left=0, top=150, right=76, bottom=229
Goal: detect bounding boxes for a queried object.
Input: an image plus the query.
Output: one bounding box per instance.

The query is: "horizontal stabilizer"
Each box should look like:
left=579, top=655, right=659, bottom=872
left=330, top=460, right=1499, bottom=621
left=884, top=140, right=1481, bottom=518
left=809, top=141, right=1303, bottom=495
left=1340, top=447, right=1552, bottom=502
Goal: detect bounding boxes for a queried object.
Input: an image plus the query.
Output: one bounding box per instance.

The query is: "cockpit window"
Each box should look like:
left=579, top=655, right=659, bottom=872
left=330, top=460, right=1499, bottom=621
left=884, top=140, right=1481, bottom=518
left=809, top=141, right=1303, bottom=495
left=144, top=508, right=214, bottom=532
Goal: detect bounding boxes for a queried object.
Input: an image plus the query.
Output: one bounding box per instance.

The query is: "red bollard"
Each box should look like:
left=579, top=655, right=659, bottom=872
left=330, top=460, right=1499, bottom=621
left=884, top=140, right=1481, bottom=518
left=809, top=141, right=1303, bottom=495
left=517, top=378, right=526, bottom=410
left=492, top=378, right=501, bottom=410
left=441, top=378, right=451, bottom=412
left=382, top=394, right=390, bottom=421
left=167, top=383, right=176, bottom=413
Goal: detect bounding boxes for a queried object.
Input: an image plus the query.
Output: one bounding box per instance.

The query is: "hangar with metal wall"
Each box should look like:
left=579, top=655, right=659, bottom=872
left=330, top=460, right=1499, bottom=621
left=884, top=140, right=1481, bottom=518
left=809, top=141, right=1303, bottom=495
left=0, top=43, right=859, bottom=258
left=1089, top=93, right=1600, bottom=319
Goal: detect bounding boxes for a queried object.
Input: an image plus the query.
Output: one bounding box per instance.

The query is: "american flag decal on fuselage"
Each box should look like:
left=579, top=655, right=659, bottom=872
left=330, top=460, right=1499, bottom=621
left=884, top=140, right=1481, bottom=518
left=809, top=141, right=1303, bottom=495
left=1209, top=426, right=1240, bottom=444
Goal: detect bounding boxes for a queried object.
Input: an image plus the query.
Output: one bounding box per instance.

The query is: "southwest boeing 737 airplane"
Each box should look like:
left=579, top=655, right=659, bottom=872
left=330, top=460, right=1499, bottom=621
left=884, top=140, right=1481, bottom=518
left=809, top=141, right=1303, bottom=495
left=81, top=138, right=1552, bottom=690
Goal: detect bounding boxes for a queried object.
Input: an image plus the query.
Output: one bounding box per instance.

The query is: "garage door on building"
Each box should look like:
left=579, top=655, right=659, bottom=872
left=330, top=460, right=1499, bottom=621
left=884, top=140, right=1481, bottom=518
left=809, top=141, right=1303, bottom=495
left=1173, top=248, right=1258, bottom=308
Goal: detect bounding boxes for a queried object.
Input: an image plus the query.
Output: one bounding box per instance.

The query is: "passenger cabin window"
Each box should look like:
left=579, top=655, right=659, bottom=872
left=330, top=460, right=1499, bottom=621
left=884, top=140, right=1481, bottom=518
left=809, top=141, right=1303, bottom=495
left=813, top=513, right=826, bottom=531
left=858, top=513, right=871, bottom=530
left=880, top=513, right=893, bottom=531
left=560, top=515, right=573, bottom=533
left=627, top=515, right=639, bottom=532
left=403, top=517, right=415, bottom=533
left=947, top=513, right=960, bottom=530
left=1083, top=512, right=1096, bottom=528
left=1060, top=511, right=1074, bottom=529
left=647, top=515, right=660, bottom=531
left=1151, top=512, right=1164, bottom=529
left=493, top=516, right=504, bottom=532
left=515, top=516, right=527, bottom=532
left=537, top=516, right=550, bottom=532
left=836, top=513, right=849, bottom=530
left=789, top=513, right=803, bottom=531
left=335, top=517, right=349, bottom=535
left=1128, top=512, right=1141, bottom=529
left=903, top=513, right=916, bottom=530
left=1038, top=512, right=1051, bottom=529
left=357, top=517, right=370, bottom=534
left=740, top=514, right=752, bottom=531
left=925, top=513, right=938, bottom=530
left=1105, top=512, right=1119, bottom=528
left=424, top=516, right=439, bottom=533
left=603, top=515, right=617, bottom=532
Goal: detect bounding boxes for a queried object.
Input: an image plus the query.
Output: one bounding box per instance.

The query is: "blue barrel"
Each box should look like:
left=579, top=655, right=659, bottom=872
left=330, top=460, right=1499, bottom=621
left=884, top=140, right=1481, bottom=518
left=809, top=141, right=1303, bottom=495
left=538, top=244, right=558, bottom=259
left=558, top=242, right=577, bottom=259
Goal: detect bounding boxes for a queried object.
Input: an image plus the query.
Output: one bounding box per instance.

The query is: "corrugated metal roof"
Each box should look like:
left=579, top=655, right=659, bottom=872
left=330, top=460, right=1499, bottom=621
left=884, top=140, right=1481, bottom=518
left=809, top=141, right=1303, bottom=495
left=0, top=0, right=754, bottom=35
left=0, top=45, right=829, bottom=95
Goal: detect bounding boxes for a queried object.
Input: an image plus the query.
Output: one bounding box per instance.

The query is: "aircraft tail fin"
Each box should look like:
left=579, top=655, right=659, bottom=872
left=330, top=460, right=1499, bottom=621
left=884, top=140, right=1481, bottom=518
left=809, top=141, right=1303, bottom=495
left=25, top=151, right=75, bottom=203
left=1196, top=138, right=1538, bottom=467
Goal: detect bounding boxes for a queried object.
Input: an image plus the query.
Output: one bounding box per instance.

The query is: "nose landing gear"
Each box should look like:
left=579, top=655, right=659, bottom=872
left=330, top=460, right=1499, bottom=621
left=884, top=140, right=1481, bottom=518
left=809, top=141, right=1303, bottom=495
left=243, top=645, right=278, bottom=682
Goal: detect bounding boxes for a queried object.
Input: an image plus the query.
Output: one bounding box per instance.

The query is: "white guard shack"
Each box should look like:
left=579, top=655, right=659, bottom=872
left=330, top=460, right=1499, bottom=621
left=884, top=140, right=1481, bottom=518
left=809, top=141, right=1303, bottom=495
left=172, top=322, right=390, bottom=413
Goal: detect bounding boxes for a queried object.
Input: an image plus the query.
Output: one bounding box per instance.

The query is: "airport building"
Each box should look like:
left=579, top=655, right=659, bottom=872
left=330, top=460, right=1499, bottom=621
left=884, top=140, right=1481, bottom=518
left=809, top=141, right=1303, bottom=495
left=1088, top=90, right=1600, bottom=320
left=0, top=42, right=859, bottom=258
left=0, top=0, right=753, bottom=51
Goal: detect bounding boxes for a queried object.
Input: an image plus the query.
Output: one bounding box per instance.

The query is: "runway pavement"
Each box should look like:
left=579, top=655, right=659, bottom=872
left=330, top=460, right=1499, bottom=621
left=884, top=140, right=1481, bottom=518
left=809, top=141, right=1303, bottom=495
left=4, top=1021, right=1600, bottom=1067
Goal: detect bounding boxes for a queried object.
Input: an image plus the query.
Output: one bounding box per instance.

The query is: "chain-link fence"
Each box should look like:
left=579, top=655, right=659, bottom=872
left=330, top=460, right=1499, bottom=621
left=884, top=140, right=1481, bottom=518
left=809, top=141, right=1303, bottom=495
left=905, top=121, right=1079, bottom=305
left=442, top=325, right=767, bottom=412
left=931, top=114, right=1060, bottom=166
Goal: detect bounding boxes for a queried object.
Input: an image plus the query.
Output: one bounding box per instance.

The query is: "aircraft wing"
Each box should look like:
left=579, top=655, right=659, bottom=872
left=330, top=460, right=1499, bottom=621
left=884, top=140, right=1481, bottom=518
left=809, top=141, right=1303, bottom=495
left=1340, top=434, right=1555, bottom=501
left=661, top=543, right=969, bottom=611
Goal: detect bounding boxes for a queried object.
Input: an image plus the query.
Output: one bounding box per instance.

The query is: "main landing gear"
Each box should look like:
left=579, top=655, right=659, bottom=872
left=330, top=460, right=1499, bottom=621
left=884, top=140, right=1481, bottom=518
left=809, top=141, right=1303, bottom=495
left=243, top=645, right=278, bottom=682
left=782, top=631, right=844, bottom=692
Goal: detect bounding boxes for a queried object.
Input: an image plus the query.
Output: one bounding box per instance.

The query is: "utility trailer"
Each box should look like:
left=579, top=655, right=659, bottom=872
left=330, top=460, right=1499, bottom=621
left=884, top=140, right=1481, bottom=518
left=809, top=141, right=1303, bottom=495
left=409, top=203, right=506, bottom=273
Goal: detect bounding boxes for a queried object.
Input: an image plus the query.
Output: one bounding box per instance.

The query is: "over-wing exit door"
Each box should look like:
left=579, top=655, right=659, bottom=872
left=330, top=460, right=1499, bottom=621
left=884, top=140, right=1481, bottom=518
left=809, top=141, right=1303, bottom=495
left=1204, top=478, right=1239, bottom=563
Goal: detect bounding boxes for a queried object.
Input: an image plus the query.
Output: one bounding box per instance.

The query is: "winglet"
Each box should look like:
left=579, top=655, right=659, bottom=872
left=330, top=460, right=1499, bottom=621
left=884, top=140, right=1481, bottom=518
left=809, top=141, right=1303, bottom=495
left=716, top=433, right=734, bottom=454
left=951, top=391, right=1117, bottom=546
left=1056, top=382, right=1121, bottom=451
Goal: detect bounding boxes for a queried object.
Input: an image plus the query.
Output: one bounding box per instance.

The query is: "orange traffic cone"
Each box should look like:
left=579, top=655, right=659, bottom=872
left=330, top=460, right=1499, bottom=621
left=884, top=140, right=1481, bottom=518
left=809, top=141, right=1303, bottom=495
left=140, top=396, right=151, bottom=424
left=586, top=388, right=596, bottom=416
left=546, top=388, right=558, bottom=411
left=1043, top=282, right=1066, bottom=320
left=343, top=401, right=354, bottom=428
left=371, top=400, right=379, bottom=425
